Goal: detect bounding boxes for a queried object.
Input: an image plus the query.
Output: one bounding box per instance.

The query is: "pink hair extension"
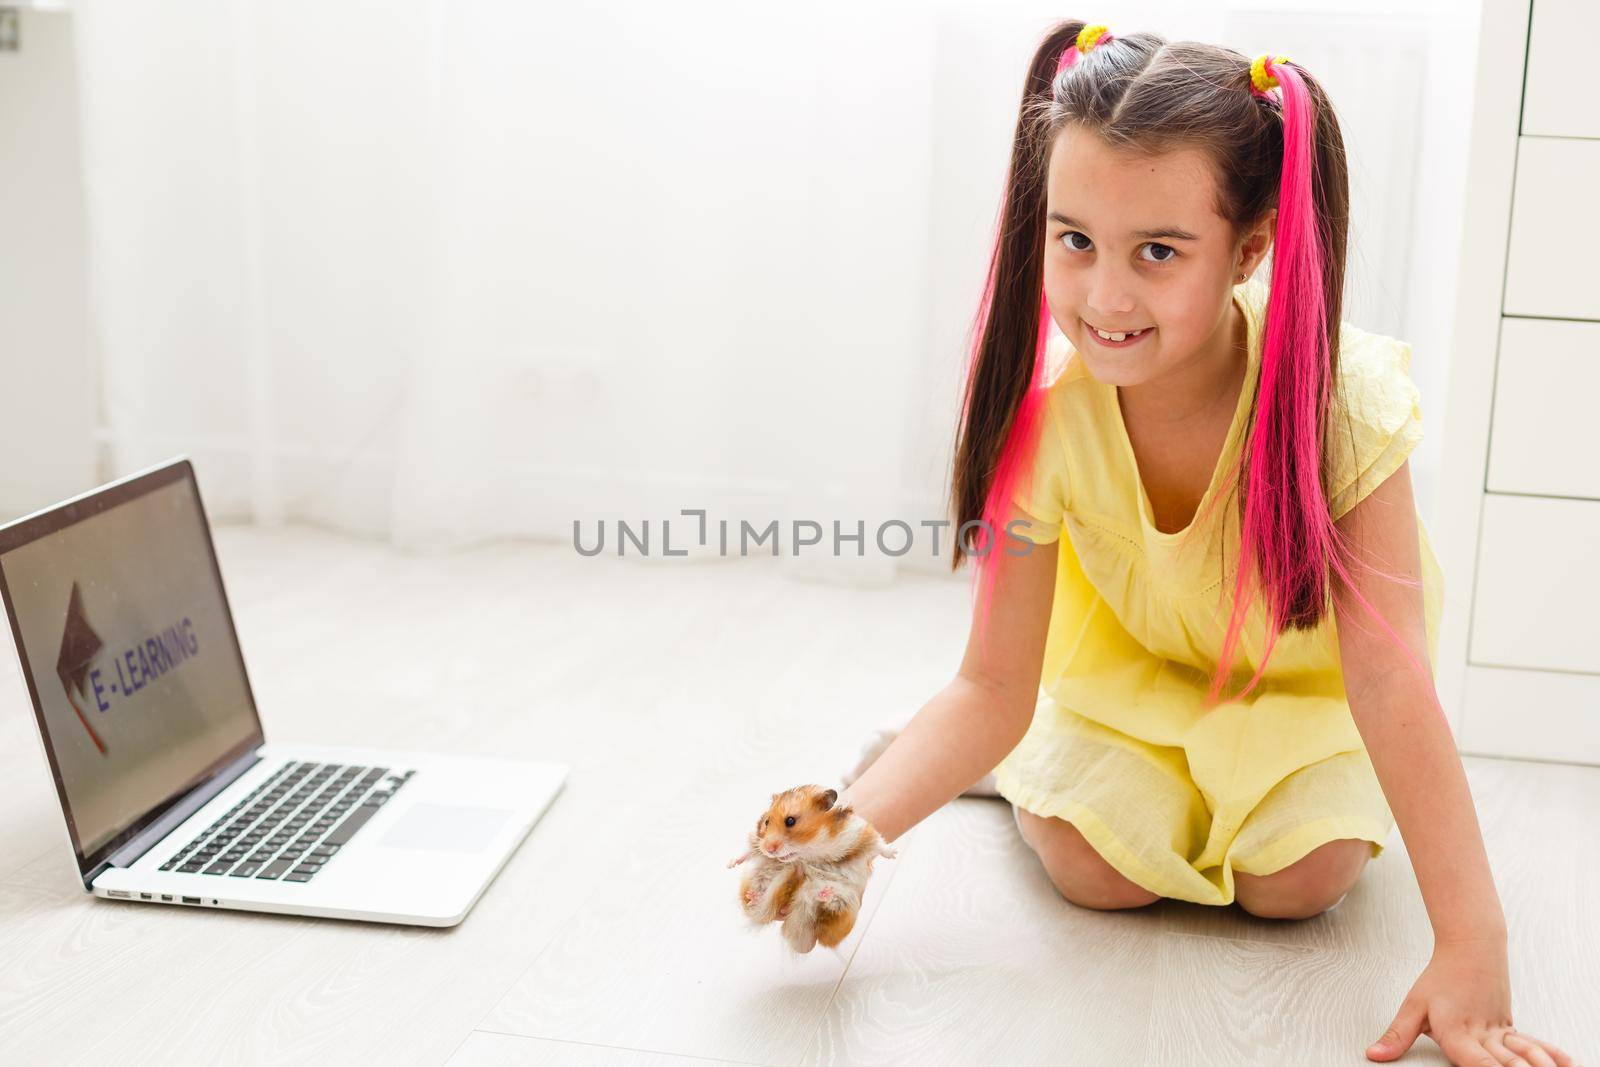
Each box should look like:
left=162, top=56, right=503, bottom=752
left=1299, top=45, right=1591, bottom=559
left=1206, top=59, right=1430, bottom=707
left=965, top=290, right=1055, bottom=664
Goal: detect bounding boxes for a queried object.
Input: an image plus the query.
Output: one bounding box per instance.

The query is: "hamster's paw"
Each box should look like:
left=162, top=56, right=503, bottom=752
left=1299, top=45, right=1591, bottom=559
left=816, top=885, right=835, bottom=903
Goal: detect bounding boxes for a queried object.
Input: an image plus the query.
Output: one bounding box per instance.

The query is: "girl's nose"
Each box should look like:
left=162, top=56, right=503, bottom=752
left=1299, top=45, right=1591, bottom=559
left=1086, top=272, right=1136, bottom=317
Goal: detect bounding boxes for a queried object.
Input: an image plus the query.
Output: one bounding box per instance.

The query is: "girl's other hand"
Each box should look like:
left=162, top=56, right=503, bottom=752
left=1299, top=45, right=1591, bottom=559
left=1366, top=938, right=1579, bottom=1065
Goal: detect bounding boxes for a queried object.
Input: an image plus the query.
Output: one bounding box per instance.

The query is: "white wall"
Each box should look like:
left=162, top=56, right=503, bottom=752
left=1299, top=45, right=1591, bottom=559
left=0, top=8, right=92, bottom=518
left=4, top=1, right=1474, bottom=574
left=1399, top=5, right=1483, bottom=527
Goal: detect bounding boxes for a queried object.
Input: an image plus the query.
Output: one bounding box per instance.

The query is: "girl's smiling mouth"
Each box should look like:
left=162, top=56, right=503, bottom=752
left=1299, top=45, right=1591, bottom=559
left=1083, top=318, right=1155, bottom=347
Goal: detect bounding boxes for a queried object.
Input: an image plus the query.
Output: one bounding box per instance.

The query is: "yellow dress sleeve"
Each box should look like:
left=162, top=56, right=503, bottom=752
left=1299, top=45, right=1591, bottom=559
left=1327, top=331, right=1424, bottom=521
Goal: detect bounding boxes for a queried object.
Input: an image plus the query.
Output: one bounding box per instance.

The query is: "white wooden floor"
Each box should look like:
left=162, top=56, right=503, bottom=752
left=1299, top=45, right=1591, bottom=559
left=0, top=524, right=1594, bottom=1066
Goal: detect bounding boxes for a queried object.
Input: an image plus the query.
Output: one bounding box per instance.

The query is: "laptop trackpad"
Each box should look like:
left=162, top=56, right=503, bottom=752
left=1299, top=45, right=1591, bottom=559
left=376, top=803, right=514, bottom=854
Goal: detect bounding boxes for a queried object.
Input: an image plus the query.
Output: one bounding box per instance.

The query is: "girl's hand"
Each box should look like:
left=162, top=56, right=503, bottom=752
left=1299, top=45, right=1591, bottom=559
left=1367, top=938, right=1579, bottom=1065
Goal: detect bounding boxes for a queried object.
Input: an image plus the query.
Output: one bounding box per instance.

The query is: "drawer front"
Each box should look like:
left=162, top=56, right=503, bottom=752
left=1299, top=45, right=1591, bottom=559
left=1522, top=0, right=1600, bottom=137
left=1487, top=317, right=1600, bottom=498
left=1470, top=493, right=1600, bottom=674
left=1503, top=137, right=1600, bottom=320
left=1460, top=665, right=1600, bottom=765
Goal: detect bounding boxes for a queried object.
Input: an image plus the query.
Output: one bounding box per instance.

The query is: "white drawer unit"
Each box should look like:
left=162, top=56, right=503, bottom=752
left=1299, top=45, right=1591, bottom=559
left=1437, top=0, right=1600, bottom=765
left=1486, top=318, right=1600, bottom=499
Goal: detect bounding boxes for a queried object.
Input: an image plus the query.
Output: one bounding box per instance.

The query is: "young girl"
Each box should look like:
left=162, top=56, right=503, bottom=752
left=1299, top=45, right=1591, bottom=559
left=835, top=22, right=1576, bottom=1067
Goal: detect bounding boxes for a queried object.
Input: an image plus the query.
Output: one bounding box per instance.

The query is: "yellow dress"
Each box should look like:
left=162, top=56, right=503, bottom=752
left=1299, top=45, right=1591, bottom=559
left=993, top=276, right=1444, bottom=906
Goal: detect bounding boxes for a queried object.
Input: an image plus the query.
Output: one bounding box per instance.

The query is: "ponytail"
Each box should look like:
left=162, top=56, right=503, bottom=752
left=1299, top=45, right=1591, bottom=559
left=1206, top=57, right=1428, bottom=706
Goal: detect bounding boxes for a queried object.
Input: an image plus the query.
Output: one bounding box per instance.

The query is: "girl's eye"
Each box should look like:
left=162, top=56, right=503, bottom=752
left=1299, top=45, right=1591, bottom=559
left=1062, top=231, right=1093, bottom=253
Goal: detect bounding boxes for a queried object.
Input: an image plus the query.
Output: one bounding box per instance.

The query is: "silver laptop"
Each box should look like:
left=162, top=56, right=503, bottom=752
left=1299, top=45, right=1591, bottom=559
left=0, top=456, right=567, bottom=926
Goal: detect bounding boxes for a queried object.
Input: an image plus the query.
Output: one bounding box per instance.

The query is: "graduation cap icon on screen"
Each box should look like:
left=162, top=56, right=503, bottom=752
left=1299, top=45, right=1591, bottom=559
left=55, top=581, right=108, bottom=756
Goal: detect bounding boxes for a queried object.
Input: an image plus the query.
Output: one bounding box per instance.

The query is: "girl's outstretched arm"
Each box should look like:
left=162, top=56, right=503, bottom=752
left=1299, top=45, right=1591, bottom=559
left=1333, top=459, right=1575, bottom=1067
left=838, top=515, right=1058, bottom=845
left=1334, top=460, right=1500, bottom=943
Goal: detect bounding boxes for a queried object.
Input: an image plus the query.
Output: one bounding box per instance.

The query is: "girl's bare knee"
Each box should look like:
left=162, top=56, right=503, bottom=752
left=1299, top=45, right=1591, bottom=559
left=1013, top=805, right=1160, bottom=910
left=1055, top=873, right=1162, bottom=911
left=1234, top=838, right=1370, bottom=920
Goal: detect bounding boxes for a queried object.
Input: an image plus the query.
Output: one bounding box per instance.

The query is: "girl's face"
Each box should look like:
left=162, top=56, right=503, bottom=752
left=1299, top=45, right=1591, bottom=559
left=1042, top=125, right=1272, bottom=389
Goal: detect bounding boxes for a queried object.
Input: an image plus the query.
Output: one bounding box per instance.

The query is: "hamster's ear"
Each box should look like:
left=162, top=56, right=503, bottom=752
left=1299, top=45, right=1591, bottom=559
left=819, top=788, right=838, bottom=810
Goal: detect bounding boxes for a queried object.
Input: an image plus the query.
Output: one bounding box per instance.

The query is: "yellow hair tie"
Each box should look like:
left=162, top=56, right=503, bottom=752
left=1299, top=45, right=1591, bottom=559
left=1250, top=53, right=1292, bottom=93
left=1077, top=24, right=1111, bottom=55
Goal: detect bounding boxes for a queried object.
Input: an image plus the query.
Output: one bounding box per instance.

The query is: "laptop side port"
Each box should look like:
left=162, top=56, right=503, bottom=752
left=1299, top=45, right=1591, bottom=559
left=181, top=896, right=200, bottom=904
left=161, top=894, right=174, bottom=902
left=107, top=889, right=131, bottom=898
left=139, top=893, right=152, bottom=900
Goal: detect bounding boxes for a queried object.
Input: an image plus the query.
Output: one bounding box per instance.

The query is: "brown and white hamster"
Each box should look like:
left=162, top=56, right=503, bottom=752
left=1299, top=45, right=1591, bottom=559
left=727, top=784, right=897, bottom=954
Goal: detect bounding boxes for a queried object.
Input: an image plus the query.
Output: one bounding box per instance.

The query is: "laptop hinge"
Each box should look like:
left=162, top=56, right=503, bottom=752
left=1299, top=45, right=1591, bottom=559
left=103, top=750, right=264, bottom=870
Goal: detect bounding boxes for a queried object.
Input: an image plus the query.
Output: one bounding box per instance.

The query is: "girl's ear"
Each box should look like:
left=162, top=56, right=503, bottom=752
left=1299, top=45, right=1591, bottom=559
left=1238, top=209, right=1277, bottom=278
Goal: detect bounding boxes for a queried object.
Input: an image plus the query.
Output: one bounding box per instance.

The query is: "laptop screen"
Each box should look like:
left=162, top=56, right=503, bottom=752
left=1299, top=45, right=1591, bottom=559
left=0, top=459, right=263, bottom=875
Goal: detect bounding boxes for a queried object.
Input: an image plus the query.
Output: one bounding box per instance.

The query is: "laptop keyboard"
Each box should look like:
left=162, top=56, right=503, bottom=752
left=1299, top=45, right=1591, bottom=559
left=158, top=760, right=413, bottom=883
